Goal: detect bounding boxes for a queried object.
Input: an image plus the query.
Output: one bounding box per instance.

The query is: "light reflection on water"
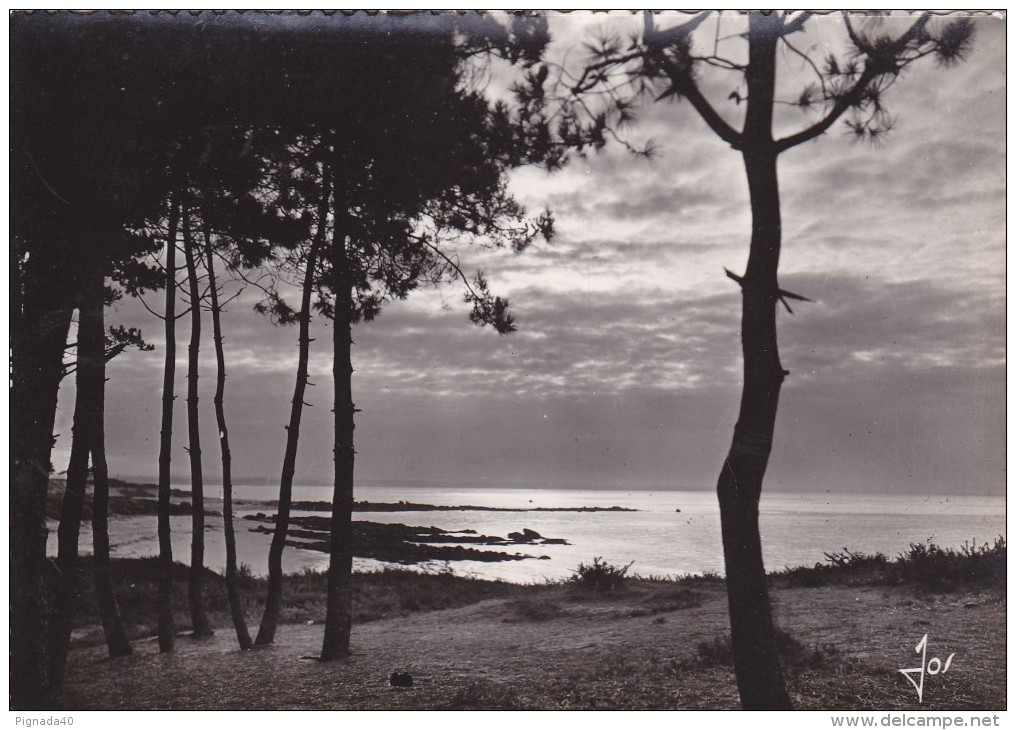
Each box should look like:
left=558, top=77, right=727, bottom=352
left=50, top=486, right=1005, bottom=584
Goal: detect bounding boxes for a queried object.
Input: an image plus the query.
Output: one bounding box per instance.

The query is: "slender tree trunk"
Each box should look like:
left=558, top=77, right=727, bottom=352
left=45, top=279, right=100, bottom=704
left=92, top=452, right=133, bottom=658
left=182, top=205, right=213, bottom=638
left=256, top=165, right=332, bottom=646
left=157, top=200, right=180, bottom=652
left=715, top=12, right=792, bottom=711
left=89, top=273, right=133, bottom=660
left=204, top=228, right=253, bottom=650
left=45, top=399, right=87, bottom=707
left=321, top=219, right=355, bottom=662
left=11, top=252, right=74, bottom=708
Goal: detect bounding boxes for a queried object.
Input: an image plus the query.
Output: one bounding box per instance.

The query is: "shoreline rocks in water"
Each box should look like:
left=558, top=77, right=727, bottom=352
left=46, top=479, right=220, bottom=520
left=258, top=499, right=638, bottom=513
left=244, top=514, right=569, bottom=564
left=48, top=478, right=639, bottom=520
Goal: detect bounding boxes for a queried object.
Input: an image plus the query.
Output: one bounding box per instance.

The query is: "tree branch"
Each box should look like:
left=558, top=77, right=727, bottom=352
left=694, top=54, right=747, bottom=72
left=659, top=80, right=743, bottom=150
left=639, top=13, right=744, bottom=149
left=724, top=267, right=813, bottom=313
left=410, top=234, right=478, bottom=297
left=103, top=343, right=129, bottom=363
left=218, top=287, right=245, bottom=310
left=781, top=36, right=828, bottom=99
left=843, top=13, right=866, bottom=52
left=777, top=12, right=934, bottom=153
left=781, top=12, right=811, bottom=36
left=567, top=52, right=641, bottom=96
left=774, top=65, right=877, bottom=153
left=137, top=293, right=167, bottom=321
left=845, top=11, right=931, bottom=59
left=643, top=10, right=713, bottom=49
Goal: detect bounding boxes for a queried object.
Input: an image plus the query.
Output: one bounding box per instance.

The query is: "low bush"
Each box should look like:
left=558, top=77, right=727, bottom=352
left=775, top=537, right=1005, bottom=592
left=895, top=537, right=1006, bottom=592
left=570, top=557, right=634, bottom=593
left=68, top=557, right=520, bottom=644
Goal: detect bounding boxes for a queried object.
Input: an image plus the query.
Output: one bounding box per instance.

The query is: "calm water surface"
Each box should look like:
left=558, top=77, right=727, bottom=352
left=51, top=485, right=1005, bottom=584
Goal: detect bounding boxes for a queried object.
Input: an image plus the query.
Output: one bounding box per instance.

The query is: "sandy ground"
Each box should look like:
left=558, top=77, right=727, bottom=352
left=63, top=581, right=1005, bottom=710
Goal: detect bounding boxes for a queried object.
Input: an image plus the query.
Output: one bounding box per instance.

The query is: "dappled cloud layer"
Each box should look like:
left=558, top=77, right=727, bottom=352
left=72, top=13, right=1003, bottom=495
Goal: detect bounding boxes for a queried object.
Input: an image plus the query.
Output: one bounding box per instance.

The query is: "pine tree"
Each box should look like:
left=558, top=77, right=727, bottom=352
left=525, top=10, right=976, bottom=708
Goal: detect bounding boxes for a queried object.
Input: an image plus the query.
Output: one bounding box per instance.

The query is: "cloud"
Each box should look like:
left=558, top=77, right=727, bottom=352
left=50, top=12, right=1004, bottom=498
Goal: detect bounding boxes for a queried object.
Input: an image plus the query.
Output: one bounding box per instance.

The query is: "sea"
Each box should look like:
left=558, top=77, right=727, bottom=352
left=49, top=485, right=1006, bottom=584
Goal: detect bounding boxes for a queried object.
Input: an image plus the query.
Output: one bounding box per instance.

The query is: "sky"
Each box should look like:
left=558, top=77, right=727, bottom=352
left=51, top=11, right=1006, bottom=496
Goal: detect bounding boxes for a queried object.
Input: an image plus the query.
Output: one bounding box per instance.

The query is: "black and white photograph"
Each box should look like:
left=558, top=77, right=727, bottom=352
left=9, top=9, right=1006, bottom=716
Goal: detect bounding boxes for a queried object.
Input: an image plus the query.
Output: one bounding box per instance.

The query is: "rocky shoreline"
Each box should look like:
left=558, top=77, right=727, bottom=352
left=48, top=478, right=639, bottom=519
left=272, top=500, right=638, bottom=513
left=46, top=478, right=218, bottom=520
left=48, top=477, right=647, bottom=565
left=244, top=513, right=568, bottom=564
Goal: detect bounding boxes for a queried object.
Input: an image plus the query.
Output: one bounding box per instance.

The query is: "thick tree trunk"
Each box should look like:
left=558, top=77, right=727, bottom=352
left=182, top=205, right=213, bottom=638
left=89, top=273, right=133, bottom=660
left=321, top=223, right=355, bottom=662
left=45, top=279, right=101, bottom=704
left=715, top=12, right=793, bottom=711
left=11, top=258, right=74, bottom=709
left=157, top=200, right=180, bottom=652
left=256, top=167, right=332, bottom=646
left=204, top=230, right=253, bottom=650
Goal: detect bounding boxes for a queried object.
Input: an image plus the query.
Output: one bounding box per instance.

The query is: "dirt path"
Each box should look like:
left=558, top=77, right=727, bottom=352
left=64, top=582, right=1005, bottom=710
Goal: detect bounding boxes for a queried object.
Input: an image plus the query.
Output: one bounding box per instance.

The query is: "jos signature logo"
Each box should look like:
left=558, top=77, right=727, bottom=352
left=899, top=634, right=955, bottom=703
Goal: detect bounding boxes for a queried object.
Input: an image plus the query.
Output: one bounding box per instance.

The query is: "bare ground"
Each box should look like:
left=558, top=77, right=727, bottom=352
left=63, top=581, right=1005, bottom=710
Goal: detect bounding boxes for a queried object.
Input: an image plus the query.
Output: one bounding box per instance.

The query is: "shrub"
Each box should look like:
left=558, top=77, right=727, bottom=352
left=236, top=562, right=257, bottom=588
left=67, top=557, right=521, bottom=644
left=823, top=548, right=890, bottom=570
left=894, top=536, right=1006, bottom=592
left=775, top=537, right=1006, bottom=592
left=570, top=557, right=634, bottom=593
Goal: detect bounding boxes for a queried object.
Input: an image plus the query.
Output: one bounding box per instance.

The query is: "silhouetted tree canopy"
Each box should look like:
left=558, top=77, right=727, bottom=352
left=11, top=10, right=561, bottom=707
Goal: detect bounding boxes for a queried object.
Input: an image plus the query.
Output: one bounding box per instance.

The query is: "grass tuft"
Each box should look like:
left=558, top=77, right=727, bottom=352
left=502, top=597, right=564, bottom=623
left=693, top=627, right=841, bottom=672
left=447, top=680, right=524, bottom=709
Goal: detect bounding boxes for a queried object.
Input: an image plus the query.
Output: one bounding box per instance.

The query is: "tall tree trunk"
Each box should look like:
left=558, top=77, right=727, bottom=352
left=45, top=278, right=101, bottom=705
left=321, top=219, right=355, bottom=662
left=715, top=12, right=792, bottom=711
left=157, top=200, right=180, bottom=652
left=92, top=448, right=134, bottom=659
left=11, top=251, right=74, bottom=708
left=256, top=165, right=332, bottom=646
left=204, top=228, right=253, bottom=650
left=182, top=205, right=213, bottom=638
left=88, top=273, right=134, bottom=660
